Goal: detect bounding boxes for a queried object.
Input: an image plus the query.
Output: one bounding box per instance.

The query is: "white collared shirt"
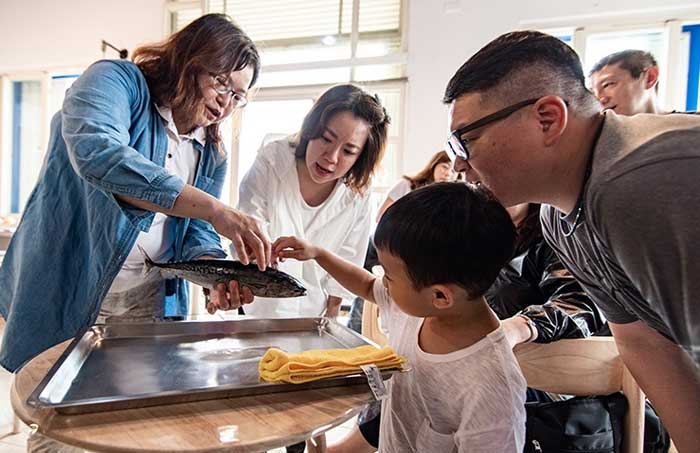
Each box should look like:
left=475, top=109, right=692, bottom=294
left=108, top=105, right=204, bottom=294
left=235, top=138, right=372, bottom=317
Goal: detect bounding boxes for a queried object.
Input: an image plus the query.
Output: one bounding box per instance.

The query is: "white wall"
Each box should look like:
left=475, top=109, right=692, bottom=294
left=403, top=0, right=700, bottom=173
left=0, top=0, right=165, bottom=73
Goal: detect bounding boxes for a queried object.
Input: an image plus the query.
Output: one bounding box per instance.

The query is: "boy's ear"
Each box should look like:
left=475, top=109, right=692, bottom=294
left=431, top=284, right=455, bottom=310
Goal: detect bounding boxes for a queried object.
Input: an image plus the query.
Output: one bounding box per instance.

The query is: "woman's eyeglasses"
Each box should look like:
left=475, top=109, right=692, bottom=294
left=212, top=74, right=248, bottom=108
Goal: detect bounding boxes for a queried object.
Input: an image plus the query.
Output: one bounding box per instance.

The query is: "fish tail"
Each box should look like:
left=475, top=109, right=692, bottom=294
left=137, top=245, right=157, bottom=278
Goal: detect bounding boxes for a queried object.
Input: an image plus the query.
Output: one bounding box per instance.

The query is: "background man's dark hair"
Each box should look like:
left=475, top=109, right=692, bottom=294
left=443, top=31, right=599, bottom=114
left=589, top=50, right=659, bottom=92
left=589, top=49, right=658, bottom=79
left=374, top=182, right=516, bottom=299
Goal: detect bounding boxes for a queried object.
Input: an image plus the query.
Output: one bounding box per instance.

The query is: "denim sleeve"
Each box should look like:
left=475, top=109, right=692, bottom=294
left=61, top=61, right=184, bottom=218
left=182, top=154, right=227, bottom=260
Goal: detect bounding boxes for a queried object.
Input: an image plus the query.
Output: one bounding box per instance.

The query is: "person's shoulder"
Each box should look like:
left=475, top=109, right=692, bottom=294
left=254, top=137, right=296, bottom=174
left=591, top=113, right=700, bottom=192
left=84, top=59, right=144, bottom=82
left=77, top=60, right=149, bottom=99
left=257, top=137, right=294, bottom=159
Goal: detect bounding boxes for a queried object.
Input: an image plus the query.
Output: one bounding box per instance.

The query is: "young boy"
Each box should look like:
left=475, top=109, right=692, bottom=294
left=273, top=182, right=526, bottom=452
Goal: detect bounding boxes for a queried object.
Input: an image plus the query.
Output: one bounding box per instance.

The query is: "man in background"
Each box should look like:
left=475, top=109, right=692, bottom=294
left=589, top=50, right=665, bottom=115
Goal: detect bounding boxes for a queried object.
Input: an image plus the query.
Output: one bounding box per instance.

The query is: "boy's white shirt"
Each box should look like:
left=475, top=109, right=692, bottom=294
left=372, top=279, right=526, bottom=453
left=235, top=138, right=371, bottom=317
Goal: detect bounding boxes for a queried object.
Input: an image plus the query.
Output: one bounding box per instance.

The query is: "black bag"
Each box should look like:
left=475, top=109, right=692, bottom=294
left=524, top=392, right=627, bottom=453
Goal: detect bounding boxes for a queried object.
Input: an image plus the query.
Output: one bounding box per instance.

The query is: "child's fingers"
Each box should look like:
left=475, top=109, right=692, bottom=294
left=272, top=236, right=296, bottom=253
left=278, top=249, right=305, bottom=259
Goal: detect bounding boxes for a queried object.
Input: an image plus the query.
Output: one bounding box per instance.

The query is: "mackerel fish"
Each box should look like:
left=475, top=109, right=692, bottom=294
left=142, top=250, right=307, bottom=298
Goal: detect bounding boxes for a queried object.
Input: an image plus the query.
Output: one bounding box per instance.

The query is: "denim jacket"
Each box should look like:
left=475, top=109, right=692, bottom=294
left=0, top=60, right=227, bottom=371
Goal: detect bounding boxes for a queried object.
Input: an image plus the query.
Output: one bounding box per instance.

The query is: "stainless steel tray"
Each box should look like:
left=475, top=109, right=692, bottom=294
left=28, top=318, right=393, bottom=414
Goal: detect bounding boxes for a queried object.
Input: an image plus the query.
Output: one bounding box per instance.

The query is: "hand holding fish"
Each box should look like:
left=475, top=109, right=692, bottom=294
left=209, top=206, right=271, bottom=271
left=197, top=256, right=254, bottom=314
left=273, top=236, right=320, bottom=262
left=202, top=281, right=254, bottom=314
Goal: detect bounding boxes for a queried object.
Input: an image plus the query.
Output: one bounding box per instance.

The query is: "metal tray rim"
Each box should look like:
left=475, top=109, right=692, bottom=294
left=27, top=318, right=393, bottom=413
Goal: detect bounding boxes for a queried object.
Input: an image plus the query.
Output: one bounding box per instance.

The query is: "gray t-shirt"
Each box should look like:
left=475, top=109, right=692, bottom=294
left=541, top=111, right=700, bottom=362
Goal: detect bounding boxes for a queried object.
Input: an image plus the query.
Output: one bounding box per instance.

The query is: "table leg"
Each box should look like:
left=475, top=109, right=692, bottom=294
left=306, top=433, right=327, bottom=453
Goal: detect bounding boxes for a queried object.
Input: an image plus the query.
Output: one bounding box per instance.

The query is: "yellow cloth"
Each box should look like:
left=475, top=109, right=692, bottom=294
left=258, top=345, right=407, bottom=384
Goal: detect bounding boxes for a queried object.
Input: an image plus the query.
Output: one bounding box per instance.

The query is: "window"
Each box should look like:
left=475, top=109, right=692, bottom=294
left=583, top=28, right=665, bottom=77
left=0, top=73, right=79, bottom=216
left=165, top=0, right=407, bottom=206
left=6, top=80, right=41, bottom=214
left=682, top=24, right=700, bottom=111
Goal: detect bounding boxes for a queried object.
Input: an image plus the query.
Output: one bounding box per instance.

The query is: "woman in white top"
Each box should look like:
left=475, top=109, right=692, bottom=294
left=237, top=84, right=390, bottom=318
left=376, top=150, right=460, bottom=221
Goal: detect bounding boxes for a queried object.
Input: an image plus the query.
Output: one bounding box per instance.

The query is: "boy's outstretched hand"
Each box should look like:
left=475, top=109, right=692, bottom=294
left=272, top=236, right=320, bottom=263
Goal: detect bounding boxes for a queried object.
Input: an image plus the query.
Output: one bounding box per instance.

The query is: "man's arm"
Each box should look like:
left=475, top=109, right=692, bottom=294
left=610, top=321, right=700, bottom=452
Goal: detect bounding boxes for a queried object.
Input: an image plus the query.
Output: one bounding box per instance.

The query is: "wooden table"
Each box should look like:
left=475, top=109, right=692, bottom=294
left=12, top=341, right=373, bottom=452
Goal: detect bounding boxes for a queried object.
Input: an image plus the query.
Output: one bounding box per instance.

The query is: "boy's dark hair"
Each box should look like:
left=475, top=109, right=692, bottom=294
left=443, top=31, right=598, bottom=114
left=589, top=49, right=658, bottom=78
left=374, top=182, right=516, bottom=299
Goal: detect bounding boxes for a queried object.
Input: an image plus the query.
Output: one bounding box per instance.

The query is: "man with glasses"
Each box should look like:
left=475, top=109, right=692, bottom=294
left=444, top=30, right=700, bottom=452
left=589, top=50, right=665, bottom=116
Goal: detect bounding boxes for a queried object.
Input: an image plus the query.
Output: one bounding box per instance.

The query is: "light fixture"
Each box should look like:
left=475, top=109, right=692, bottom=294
left=101, top=40, right=128, bottom=59
left=321, top=35, right=337, bottom=46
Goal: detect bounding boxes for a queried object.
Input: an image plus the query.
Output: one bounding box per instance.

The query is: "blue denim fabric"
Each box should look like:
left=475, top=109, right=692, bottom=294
left=0, top=60, right=227, bottom=371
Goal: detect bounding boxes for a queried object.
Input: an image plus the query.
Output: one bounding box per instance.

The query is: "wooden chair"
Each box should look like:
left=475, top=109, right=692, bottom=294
left=515, top=337, right=645, bottom=453
left=361, top=300, right=388, bottom=347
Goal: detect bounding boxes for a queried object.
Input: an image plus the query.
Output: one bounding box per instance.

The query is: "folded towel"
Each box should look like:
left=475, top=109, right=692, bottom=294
left=258, top=345, right=407, bottom=384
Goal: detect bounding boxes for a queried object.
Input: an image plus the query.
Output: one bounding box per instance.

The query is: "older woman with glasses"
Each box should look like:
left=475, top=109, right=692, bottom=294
left=0, top=14, right=267, bottom=379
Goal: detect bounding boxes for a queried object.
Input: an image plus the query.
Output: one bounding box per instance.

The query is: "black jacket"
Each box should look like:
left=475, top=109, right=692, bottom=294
left=485, top=236, right=609, bottom=343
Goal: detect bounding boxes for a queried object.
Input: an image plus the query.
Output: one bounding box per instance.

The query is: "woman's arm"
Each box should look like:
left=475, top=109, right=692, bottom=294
left=118, top=186, right=269, bottom=270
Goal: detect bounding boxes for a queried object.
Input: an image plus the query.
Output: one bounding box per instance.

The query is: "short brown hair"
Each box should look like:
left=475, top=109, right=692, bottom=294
left=293, top=84, right=390, bottom=194
left=590, top=50, right=658, bottom=79
left=132, top=14, right=260, bottom=152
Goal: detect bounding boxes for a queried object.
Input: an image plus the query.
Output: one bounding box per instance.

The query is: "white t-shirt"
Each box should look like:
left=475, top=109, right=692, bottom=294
left=373, top=279, right=526, bottom=453
left=108, top=105, right=203, bottom=294
left=386, top=178, right=412, bottom=202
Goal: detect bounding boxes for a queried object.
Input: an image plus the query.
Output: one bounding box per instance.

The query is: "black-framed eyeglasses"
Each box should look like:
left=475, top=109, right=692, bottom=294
left=211, top=74, right=248, bottom=108
left=446, top=98, right=539, bottom=162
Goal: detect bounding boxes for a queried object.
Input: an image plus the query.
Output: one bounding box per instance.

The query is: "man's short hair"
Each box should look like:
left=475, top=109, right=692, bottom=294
left=589, top=49, right=658, bottom=79
left=373, top=182, right=515, bottom=299
left=443, top=31, right=598, bottom=113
